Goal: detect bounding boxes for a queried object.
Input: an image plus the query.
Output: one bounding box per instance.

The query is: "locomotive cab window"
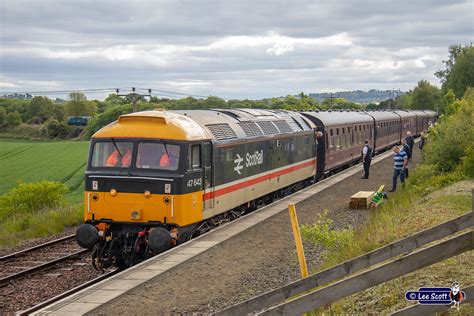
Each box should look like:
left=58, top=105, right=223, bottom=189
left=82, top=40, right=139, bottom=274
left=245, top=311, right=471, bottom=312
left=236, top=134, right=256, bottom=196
left=91, top=141, right=133, bottom=168
left=188, top=144, right=201, bottom=170
left=136, top=142, right=180, bottom=171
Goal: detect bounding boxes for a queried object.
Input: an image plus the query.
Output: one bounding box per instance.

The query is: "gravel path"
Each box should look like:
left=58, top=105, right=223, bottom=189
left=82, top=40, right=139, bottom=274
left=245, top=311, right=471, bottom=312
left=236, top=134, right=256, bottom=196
left=91, top=148, right=421, bottom=315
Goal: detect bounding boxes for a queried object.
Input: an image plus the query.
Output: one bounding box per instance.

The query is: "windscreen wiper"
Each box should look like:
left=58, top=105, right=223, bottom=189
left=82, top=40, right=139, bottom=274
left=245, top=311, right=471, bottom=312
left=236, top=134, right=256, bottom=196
left=111, top=138, right=122, bottom=157
left=163, top=141, right=170, bottom=158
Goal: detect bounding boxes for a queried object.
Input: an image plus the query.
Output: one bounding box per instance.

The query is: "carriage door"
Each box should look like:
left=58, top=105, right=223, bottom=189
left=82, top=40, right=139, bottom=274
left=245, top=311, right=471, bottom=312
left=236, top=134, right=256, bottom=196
left=202, top=141, right=214, bottom=209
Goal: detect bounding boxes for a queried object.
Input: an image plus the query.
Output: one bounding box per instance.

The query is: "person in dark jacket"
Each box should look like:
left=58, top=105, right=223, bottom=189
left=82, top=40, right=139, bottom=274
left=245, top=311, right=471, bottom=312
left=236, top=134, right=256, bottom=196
left=405, top=131, right=414, bottom=156
left=361, top=139, right=372, bottom=179
left=401, top=139, right=411, bottom=178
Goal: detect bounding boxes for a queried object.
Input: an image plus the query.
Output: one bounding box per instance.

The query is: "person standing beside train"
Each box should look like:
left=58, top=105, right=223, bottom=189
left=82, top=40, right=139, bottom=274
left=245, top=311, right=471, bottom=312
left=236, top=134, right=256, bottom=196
left=405, top=131, right=414, bottom=155
left=389, top=146, right=408, bottom=192
left=401, top=139, right=411, bottom=177
left=361, top=139, right=372, bottom=179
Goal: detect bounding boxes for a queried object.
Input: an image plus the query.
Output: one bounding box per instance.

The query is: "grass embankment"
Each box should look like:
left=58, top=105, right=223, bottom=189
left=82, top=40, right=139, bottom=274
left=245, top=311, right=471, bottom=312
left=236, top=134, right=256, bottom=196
left=304, top=167, right=473, bottom=314
left=0, top=140, right=89, bottom=248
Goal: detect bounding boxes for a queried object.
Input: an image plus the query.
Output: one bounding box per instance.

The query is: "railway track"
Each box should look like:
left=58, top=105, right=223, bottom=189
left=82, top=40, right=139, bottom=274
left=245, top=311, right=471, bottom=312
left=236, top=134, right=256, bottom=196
left=0, top=235, right=107, bottom=314
left=16, top=269, right=119, bottom=315
left=0, top=234, right=88, bottom=286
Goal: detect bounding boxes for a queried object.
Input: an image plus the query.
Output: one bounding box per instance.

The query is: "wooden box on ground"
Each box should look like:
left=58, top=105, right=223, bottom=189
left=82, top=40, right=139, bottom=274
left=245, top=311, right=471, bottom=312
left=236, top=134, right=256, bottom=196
left=350, top=191, right=375, bottom=209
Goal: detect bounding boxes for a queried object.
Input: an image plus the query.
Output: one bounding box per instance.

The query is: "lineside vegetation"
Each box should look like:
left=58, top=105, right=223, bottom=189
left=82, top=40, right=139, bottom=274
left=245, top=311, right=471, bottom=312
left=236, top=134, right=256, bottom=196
left=302, top=88, right=474, bottom=314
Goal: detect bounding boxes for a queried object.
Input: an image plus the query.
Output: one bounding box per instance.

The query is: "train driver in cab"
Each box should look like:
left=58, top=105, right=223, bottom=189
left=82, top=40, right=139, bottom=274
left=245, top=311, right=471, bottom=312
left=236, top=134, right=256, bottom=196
left=159, top=145, right=180, bottom=169
left=105, top=144, right=132, bottom=167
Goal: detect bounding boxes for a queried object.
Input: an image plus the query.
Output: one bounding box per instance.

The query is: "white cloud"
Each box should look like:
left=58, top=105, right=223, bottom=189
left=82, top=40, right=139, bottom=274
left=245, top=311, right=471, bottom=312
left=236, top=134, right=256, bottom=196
left=0, top=82, right=18, bottom=88
left=0, top=1, right=471, bottom=98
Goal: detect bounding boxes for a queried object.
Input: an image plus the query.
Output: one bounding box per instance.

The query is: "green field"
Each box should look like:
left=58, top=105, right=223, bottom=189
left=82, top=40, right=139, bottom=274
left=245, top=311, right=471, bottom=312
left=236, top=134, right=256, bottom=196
left=0, top=139, right=90, bottom=203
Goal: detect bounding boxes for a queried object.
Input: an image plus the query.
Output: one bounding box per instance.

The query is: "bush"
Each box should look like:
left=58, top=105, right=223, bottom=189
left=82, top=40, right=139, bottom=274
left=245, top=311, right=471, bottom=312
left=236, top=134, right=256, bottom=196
left=460, top=146, right=474, bottom=178
left=0, top=123, right=43, bottom=139
left=301, top=210, right=353, bottom=261
left=0, top=180, right=69, bottom=220
left=0, top=107, right=6, bottom=125
left=6, top=111, right=22, bottom=127
left=423, top=88, right=474, bottom=173
left=40, top=120, right=72, bottom=139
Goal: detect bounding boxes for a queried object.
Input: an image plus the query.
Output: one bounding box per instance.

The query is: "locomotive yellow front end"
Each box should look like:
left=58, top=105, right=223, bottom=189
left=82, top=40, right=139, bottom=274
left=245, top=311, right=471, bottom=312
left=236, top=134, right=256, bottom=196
left=76, top=110, right=211, bottom=269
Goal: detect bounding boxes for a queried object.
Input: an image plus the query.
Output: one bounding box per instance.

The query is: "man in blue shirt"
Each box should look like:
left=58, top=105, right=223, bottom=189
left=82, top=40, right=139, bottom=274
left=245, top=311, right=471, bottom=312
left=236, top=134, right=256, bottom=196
left=389, top=146, right=408, bottom=192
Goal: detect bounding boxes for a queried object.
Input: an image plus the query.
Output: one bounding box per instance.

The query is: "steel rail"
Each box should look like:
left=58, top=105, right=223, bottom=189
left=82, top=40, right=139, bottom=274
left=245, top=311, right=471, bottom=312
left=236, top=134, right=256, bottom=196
left=0, top=249, right=89, bottom=286
left=0, top=234, right=77, bottom=262
left=16, top=269, right=119, bottom=315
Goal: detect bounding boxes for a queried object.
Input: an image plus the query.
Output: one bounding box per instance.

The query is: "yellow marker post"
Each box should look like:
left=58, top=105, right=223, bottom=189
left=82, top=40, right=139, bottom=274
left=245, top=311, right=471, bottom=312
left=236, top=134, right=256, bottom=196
left=288, top=203, right=309, bottom=278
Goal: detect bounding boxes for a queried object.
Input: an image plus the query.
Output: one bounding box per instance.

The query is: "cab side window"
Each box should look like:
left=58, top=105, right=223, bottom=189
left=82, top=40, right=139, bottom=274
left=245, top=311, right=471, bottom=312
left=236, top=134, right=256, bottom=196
left=188, top=144, right=201, bottom=170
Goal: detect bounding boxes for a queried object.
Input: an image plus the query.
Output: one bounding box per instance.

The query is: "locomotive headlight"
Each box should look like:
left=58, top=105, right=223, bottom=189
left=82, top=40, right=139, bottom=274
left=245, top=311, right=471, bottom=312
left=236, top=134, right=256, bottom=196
left=163, top=196, right=171, bottom=205
left=144, top=190, right=151, bottom=198
left=110, top=189, right=117, bottom=197
left=131, top=210, right=141, bottom=220
left=91, top=193, right=99, bottom=201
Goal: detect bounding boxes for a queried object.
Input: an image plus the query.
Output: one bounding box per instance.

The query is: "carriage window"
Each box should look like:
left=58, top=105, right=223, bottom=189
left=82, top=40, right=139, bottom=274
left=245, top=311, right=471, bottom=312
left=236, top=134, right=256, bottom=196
left=330, top=129, right=333, bottom=136
left=136, top=142, right=180, bottom=170
left=188, top=145, right=201, bottom=170
left=342, top=127, right=345, bottom=134
left=92, top=141, right=133, bottom=168
left=336, top=128, right=339, bottom=135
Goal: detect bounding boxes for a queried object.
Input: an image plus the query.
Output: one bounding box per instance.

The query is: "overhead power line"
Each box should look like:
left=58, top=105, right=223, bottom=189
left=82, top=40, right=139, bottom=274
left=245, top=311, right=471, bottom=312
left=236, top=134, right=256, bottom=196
left=0, top=88, right=118, bottom=95
left=134, top=87, right=208, bottom=99
left=0, top=86, right=210, bottom=99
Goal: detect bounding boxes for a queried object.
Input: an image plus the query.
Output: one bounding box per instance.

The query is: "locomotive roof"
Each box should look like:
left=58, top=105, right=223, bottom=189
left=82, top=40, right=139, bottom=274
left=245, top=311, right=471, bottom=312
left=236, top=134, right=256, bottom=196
left=302, top=111, right=372, bottom=127
left=172, top=108, right=315, bottom=143
left=94, top=108, right=315, bottom=143
left=92, top=110, right=212, bottom=141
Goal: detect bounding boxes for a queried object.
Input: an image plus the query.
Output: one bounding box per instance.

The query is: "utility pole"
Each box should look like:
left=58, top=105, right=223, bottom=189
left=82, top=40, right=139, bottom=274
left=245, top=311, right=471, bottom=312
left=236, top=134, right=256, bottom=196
left=389, top=89, right=393, bottom=110
left=116, top=87, right=152, bottom=113
left=328, top=93, right=335, bottom=110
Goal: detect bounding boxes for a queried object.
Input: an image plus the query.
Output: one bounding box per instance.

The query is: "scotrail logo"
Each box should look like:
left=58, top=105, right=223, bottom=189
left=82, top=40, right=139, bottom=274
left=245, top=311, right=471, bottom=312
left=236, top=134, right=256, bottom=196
left=234, top=150, right=264, bottom=175
left=405, top=282, right=466, bottom=310
left=234, top=154, right=244, bottom=175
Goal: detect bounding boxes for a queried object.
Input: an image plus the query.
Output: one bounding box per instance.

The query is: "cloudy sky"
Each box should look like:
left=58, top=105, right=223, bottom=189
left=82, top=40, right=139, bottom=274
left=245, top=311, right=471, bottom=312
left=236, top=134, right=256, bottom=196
left=0, top=0, right=473, bottom=99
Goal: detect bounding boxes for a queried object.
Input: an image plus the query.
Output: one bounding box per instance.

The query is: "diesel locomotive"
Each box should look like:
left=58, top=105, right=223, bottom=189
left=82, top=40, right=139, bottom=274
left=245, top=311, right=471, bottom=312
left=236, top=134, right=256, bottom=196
left=76, top=108, right=436, bottom=269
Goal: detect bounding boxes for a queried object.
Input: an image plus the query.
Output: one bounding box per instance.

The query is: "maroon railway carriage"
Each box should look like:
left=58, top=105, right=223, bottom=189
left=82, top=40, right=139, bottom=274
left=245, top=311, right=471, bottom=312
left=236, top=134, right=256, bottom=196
left=361, top=111, right=401, bottom=152
left=411, top=110, right=429, bottom=135
left=393, top=110, right=417, bottom=140
left=302, top=110, right=374, bottom=177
